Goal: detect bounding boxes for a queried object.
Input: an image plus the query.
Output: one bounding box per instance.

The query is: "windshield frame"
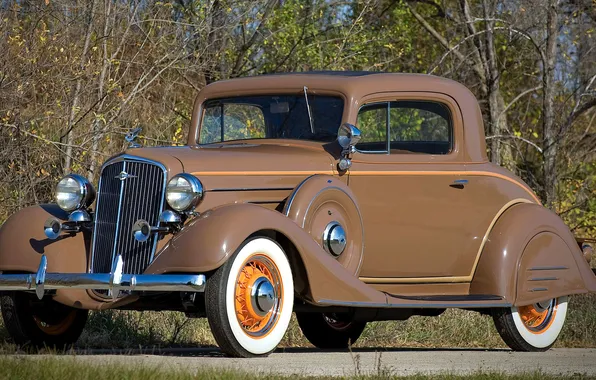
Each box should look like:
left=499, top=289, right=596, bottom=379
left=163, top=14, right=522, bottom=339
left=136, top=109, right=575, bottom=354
left=193, top=89, right=348, bottom=146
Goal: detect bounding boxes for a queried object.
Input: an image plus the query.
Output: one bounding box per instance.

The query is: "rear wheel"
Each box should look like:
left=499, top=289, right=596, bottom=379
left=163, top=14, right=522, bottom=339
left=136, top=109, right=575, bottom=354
left=1, top=292, right=88, bottom=349
left=205, top=237, right=294, bottom=357
left=296, top=311, right=366, bottom=349
left=492, top=296, right=568, bottom=352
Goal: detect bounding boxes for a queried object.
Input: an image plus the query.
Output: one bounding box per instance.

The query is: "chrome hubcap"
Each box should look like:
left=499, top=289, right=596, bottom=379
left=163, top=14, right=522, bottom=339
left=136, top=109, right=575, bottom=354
left=251, top=276, right=276, bottom=317
left=323, top=221, right=347, bottom=256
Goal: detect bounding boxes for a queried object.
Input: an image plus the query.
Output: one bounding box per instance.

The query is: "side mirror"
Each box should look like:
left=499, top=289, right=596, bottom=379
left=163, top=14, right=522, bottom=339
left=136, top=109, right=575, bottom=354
left=336, top=123, right=361, bottom=171
left=337, top=123, right=361, bottom=150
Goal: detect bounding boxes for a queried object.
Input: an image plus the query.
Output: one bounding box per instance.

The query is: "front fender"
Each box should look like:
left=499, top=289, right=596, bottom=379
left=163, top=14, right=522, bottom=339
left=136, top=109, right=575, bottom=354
left=0, top=204, right=106, bottom=309
left=470, top=202, right=596, bottom=305
left=146, top=203, right=386, bottom=305
left=0, top=204, right=88, bottom=274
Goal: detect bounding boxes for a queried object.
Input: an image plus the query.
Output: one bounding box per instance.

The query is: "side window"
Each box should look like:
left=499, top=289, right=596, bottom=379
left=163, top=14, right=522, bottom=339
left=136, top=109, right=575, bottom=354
left=355, top=100, right=452, bottom=154
left=200, top=103, right=265, bottom=144
left=389, top=101, right=451, bottom=154
left=355, top=103, right=388, bottom=152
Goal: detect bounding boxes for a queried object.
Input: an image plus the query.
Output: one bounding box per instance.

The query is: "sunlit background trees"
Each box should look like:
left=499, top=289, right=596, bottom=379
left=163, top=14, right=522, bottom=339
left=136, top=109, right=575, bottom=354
left=1, top=0, right=594, bottom=237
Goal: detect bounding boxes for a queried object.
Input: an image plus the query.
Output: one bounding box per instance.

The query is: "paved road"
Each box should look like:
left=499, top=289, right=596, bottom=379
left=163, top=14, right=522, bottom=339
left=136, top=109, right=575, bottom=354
left=27, top=347, right=596, bottom=377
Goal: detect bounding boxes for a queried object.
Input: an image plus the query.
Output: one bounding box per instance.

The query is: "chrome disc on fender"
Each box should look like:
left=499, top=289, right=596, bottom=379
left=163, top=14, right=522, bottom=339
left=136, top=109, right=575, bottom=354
left=323, top=221, right=347, bottom=257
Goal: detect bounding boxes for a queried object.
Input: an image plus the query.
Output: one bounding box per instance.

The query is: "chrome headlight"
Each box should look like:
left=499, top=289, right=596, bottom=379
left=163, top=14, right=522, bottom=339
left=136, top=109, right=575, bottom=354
left=55, top=174, right=96, bottom=211
left=165, top=174, right=204, bottom=212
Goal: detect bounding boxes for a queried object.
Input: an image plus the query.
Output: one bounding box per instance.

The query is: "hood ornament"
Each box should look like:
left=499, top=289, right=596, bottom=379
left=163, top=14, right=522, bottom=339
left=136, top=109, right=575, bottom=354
left=125, top=127, right=142, bottom=148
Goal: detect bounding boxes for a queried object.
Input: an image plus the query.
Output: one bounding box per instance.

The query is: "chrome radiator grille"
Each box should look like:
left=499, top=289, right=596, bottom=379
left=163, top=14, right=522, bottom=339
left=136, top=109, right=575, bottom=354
left=91, top=157, right=166, bottom=275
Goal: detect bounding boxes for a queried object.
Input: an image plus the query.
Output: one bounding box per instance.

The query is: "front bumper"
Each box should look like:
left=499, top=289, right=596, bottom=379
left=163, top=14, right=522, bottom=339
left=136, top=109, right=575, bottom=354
left=0, top=254, right=205, bottom=300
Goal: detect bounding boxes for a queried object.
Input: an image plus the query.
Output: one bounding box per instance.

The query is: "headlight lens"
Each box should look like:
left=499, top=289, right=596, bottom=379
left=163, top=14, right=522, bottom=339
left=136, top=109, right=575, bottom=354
left=165, top=174, right=204, bottom=212
left=55, top=174, right=95, bottom=211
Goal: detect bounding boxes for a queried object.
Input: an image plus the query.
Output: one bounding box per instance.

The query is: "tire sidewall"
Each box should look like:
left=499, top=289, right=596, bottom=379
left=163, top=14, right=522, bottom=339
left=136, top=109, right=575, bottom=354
left=511, top=296, right=568, bottom=349
left=223, top=237, right=294, bottom=355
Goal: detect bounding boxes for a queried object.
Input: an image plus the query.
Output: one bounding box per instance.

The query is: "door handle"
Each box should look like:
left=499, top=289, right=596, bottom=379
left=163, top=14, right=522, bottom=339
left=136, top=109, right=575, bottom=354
left=450, top=179, right=468, bottom=189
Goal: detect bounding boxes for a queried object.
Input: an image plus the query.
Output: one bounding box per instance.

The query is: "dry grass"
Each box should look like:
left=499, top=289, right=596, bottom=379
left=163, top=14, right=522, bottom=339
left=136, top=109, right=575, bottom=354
left=1, top=294, right=594, bottom=350
left=0, top=357, right=594, bottom=380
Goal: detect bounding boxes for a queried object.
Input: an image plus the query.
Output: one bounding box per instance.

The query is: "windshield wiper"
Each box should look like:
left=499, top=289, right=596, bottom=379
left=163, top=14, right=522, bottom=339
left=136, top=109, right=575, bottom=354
left=303, top=86, right=314, bottom=134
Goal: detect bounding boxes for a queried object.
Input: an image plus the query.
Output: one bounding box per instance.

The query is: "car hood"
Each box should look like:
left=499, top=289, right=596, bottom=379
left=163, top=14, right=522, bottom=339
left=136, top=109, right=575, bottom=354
left=123, top=140, right=338, bottom=191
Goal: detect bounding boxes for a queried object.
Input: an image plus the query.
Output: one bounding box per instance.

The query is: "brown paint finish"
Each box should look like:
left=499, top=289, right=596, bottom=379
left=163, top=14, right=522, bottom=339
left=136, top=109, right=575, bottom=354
left=370, top=282, right=470, bottom=296
left=470, top=202, right=596, bottom=304
left=145, top=203, right=386, bottom=305
left=284, top=175, right=364, bottom=276
left=0, top=205, right=87, bottom=275
left=0, top=205, right=114, bottom=310
left=0, top=72, right=594, bottom=312
left=516, top=232, right=585, bottom=306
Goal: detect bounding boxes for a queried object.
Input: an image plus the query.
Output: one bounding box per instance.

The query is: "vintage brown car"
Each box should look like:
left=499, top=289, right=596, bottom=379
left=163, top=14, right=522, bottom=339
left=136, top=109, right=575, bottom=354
left=0, top=72, right=594, bottom=357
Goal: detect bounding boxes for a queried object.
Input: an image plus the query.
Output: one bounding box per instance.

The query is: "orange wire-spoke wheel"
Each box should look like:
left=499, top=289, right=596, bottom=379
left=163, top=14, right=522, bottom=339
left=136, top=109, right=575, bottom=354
left=234, top=254, right=283, bottom=337
left=33, top=310, right=77, bottom=336
left=518, top=299, right=557, bottom=333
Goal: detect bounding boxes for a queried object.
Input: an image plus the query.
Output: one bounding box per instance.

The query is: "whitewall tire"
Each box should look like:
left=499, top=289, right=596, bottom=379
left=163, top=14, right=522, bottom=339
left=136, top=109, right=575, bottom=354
left=205, top=237, right=294, bottom=357
left=492, top=296, right=568, bottom=351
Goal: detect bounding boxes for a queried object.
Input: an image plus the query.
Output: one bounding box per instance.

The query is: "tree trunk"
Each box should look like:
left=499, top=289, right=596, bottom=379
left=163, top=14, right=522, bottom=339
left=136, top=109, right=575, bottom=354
left=88, top=0, right=111, bottom=182
left=63, top=0, right=97, bottom=175
left=542, top=0, right=559, bottom=207
left=482, top=0, right=513, bottom=168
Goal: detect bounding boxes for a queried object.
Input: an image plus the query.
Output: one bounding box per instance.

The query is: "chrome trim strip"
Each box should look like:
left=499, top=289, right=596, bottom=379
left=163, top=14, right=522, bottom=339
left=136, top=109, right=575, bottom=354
left=283, top=174, right=316, bottom=216
left=386, top=101, right=391, bottom=153
left=0, top=273, right=206, bottom=293
left=2, top=255, right=205, bottom=298
left=109, top=159, right=127, bottom=270
left=209, top=187, right=294, bottom=192
left=528, top=266, right=568, bottom=271
left=248, top=200, right=285, bottom=204
left=529, top=277, right=559, bottom=281
left=316, top=299, right=511, bottom=309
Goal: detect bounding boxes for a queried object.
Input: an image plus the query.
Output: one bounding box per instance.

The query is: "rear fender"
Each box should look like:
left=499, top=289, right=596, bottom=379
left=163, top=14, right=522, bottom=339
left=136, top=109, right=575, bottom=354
left=470, top=202, right=596, bottom=305
left=146, top=203, right=385, bottom=304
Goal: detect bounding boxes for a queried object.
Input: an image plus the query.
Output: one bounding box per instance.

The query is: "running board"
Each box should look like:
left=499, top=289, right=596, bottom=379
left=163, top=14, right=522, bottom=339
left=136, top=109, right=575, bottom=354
left=317, top=293, right=509, bottom=309
left=387, top=293, right=504, bottom=302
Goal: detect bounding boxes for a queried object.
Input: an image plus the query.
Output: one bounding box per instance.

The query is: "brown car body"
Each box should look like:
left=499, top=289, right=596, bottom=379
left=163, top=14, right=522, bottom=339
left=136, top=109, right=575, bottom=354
left=0, top=72, right=594, bottom=315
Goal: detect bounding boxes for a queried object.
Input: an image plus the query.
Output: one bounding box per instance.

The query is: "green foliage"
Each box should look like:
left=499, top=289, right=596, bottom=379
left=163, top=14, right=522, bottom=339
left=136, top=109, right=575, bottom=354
left=0, top=1, right=594, bottom=229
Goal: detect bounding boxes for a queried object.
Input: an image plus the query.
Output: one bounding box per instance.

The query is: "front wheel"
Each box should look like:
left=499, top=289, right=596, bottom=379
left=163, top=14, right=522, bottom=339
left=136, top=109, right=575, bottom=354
left=296, top=312, right=366, bottom=349
left=1, top=292, right=88, bottom=349
left=492, top=296, right=568, bottom=352
left=205, top=237, right=294, bottom=357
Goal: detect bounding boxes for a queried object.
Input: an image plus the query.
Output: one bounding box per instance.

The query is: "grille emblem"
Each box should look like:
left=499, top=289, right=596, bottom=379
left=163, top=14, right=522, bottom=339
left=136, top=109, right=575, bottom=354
left=115, top=171, right=137, bottom=181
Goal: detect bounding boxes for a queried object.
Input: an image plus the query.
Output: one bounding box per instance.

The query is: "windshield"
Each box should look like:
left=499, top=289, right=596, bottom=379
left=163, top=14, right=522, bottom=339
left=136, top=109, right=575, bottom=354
left=199, top=94, right=344, bottom=144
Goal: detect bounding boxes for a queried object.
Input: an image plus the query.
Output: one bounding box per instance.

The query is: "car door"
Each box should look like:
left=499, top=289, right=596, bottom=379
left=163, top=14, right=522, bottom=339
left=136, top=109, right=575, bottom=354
left=349, top=92, right=481, bottom=281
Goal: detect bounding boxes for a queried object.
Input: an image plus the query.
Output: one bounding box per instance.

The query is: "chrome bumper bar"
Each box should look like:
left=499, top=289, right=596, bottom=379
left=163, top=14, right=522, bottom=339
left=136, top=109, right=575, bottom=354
left=0, top=254, right=205, bottom=300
